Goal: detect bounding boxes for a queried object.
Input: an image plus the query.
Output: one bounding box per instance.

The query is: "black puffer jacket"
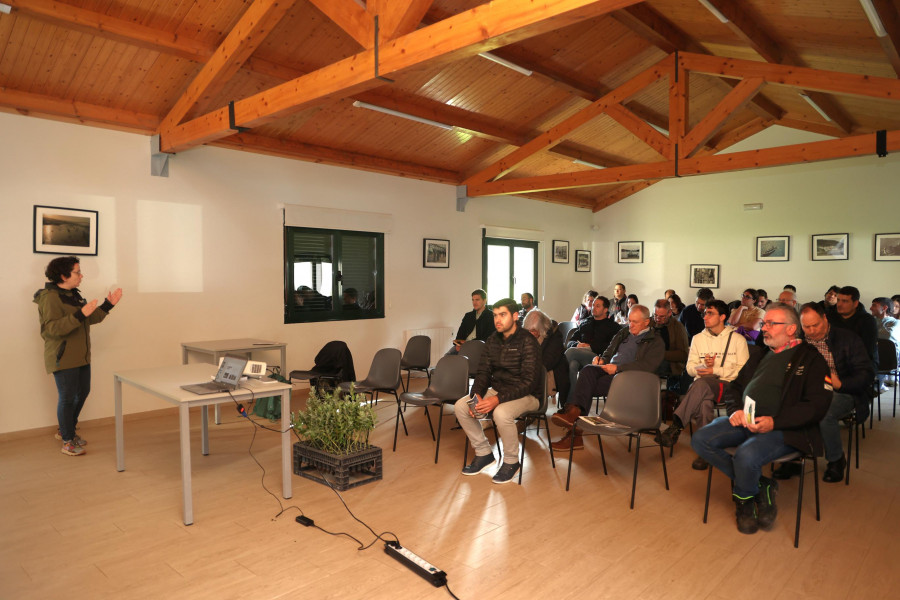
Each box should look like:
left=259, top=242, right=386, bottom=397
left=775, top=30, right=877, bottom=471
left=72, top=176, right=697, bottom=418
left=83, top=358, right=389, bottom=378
left=472, top=326, right=542, bottom=403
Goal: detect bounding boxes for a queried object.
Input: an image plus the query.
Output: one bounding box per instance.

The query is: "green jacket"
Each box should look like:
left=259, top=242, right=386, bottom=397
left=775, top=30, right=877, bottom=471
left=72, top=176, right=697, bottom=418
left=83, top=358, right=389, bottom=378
left=33, top=284, right=114, bottom=373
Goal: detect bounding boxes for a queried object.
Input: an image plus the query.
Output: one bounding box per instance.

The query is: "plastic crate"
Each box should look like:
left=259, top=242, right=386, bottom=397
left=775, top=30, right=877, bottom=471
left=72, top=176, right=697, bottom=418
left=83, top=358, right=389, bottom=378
left=292, top=442, right=383, bottom=491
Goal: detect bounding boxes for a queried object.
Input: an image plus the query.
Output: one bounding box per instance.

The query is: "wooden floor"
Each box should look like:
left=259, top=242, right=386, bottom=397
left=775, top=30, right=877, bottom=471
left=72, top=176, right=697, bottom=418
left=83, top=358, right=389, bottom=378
left=2, top=383, right=899, bottom=600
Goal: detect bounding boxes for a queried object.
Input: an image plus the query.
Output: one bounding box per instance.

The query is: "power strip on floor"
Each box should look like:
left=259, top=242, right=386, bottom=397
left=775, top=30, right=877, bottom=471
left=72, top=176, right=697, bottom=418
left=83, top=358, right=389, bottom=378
left=383, top=541, right=447, bottom=587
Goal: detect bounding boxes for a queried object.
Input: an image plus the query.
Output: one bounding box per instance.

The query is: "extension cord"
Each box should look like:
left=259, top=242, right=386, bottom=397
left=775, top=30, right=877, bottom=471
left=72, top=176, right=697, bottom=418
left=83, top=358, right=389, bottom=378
left=383, top=541, right=447, bottom=587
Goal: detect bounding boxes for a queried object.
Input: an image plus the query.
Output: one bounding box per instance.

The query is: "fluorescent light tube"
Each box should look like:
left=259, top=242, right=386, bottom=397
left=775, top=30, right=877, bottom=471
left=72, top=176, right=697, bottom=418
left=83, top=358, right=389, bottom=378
left=0, top=4, right=11, bottom=14
left=799, top=93, right=832, bottom=122
left=859, top=0, right=887, bottom=37
left=573, top=159, right=607, bottom=170
left=477, top=52, right=533, bottom=77
left=698, top=0, right=729, bottom=24
left=351, top=101, right=453, bottom=131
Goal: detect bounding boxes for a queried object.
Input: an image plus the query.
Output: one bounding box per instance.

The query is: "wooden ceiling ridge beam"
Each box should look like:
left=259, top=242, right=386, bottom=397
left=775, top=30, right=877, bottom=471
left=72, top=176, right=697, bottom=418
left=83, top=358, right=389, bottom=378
left=368, top=0, right=434, bottom=41
left=159, top=0, right=296, bottom=135
left=461, top=53, right=673, bottom=187
left=308, top=0, right=374, bottom=48
left=3, top=0, right=213, bottom=62
left=160, top=0, right=646, bottom=153
left=681, top=77, right=765, bottom=157
left=0, top=86, right=160, bottom=131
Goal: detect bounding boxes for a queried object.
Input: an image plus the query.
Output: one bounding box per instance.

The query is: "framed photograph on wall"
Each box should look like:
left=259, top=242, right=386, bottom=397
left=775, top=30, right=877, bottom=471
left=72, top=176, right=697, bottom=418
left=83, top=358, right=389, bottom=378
left=690, top=264, right=719, bottom=288
left=874, top=233, right=900, bottom=261
left=423, top=238, right=450, bottom=268
left=575, top=250, right=591, bottom=272
left=33, top=205, right=98, bottom=255
left=756, top=235, right=790, bottom=262
left=811, top=233, right=848, bottom=261
left=552, top=240, right=569, bottom=263
left=617, top=240, right=643, bottom=263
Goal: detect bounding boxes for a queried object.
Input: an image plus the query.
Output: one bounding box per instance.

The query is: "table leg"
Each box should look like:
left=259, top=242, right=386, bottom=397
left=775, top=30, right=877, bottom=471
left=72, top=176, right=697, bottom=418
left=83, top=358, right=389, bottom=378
left=281, top=387, right=292, bottom=499
left=214, top=351, right=223, bottom=425
left=201, top=405, right=209, bottom=456
left=115, top=376, right=125, bottom=472
left=179, top=404, right=193, bottom=526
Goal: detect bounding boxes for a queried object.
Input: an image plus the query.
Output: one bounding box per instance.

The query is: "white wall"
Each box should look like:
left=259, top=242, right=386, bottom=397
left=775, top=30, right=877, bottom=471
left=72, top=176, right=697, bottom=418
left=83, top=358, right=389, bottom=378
left=591, top=126, right=900, bottom=305
left=0, top=113, right=595, bottom=434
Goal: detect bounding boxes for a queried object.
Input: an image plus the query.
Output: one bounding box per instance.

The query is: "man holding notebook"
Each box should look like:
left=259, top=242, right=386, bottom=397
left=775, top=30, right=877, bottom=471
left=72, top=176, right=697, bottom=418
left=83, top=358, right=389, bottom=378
left=691, top=304, right=832, bottom=535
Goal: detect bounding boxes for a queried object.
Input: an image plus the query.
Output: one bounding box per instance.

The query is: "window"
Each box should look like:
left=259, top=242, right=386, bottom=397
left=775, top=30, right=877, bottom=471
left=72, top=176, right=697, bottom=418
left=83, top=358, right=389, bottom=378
left=482, top=237, right=538, bottom=305
left=284, top=227, right=384, bottom=323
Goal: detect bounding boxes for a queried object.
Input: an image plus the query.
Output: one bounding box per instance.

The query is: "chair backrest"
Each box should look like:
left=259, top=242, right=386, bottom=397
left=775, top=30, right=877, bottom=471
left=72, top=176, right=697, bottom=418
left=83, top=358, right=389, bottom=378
left=313, top=340, right=355, bottom=382
left=401, top=335, right=432, bottom=369
left=600, top=371, right=661, bottom=430
left=424, top=355, right=469, bottom=401
left=364, top=348, right=402, bottom=389
left=877, top=338, right=898, bottom=371
left=458, top=339, right=486, bottom=377
left=558, top=321, right=576, bottom=344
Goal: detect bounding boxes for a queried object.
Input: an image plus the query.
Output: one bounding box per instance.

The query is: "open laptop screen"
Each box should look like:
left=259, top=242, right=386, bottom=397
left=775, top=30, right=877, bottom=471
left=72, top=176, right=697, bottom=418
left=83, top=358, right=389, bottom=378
left=215, top=355, right=248, bottom=386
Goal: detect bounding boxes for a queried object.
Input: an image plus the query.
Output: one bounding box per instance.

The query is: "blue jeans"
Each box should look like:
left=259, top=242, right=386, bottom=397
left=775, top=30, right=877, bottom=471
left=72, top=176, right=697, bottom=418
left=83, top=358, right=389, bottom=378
left=691, top=416, right=795, bottom=498
left=54, top=365, right=91, bottom=441
left=564, top=347, right=596, bottom=403
left=819, top=392, right=854, bottom=463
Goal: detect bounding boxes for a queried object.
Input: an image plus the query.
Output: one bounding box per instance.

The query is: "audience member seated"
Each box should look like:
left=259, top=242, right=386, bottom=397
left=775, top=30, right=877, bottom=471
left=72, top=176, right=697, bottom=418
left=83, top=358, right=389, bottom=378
left=783, top=284, right=797, bottom=294
left=730, top=288, right=765, bottom=343
left=524, top=309, right=570, bottom=405
left=664, top=289, right=676, bottom=300
left=563, top=295, right=621, bottom=405
left=756, top=289, right=771, bottom=310
left=668, top=293, right=685, bottom=318
left=550, top=305, right=664, bottom=451
left=295, top=285, right=331, bottom=311
left=892, top=295, right=900, bottom=320
left=517, top=292, right=535, bottom=326
left=448, top=288, right=495, bottom=355
left=658, top=300, right=750, bottom=470
left=828, top=285, right=879, bottom=374
left=626, top=294, right=639, bottom=312
left=455, top=298, right=542, bottom=484
left=691, top=304, right=832, bottom=535
left=680, top=288, right=715, bottom=343
left=872, top=296, right=900, bottom=389
left=342, top=287, right=360, bottom=310
left=611, top=283, right=628, bottom=325
left=651, top=299, right=690, bottom=391
left=817, top=285, right=841, bottom=316
left=572, top=290, right=599, bottom=326
left=777, top=289, right=798, bottom=311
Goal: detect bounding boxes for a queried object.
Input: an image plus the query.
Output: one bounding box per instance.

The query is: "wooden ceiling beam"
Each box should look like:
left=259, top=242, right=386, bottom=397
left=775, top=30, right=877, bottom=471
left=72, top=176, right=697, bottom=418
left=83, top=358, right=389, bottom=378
left=368, top=0, right=434, bottom=41
left=308, top=0, right=374, bottom=48
left=682, top=77, right=764, bottom=157
left=869, top=0, right=900, bottom=78
left=0, top=86, right=159, bottom=132
left=160, top=0, right=295, bottom=133
left=605, top=103, right=671, bottom=157
left=702, top=0, right=782, bottom=63
left=161, top=0, right=645, bottom=153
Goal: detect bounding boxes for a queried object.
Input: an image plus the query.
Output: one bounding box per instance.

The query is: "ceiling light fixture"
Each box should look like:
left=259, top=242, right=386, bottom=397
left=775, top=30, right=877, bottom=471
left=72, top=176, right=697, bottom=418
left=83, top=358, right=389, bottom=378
left=573, top=159, right=607, bottom=170
left=859, top=0, right=887, bottom=37
left=351, top=100, right=453, bottom=131
left=697, top=0, right=729, bottom=24
left=799, top=93, right=833, bottom=122
left=477, top=52, right=534, bottom=77
left=0, top=4, right=12, bottom=14
left=649, top=123, right=670, bottom=136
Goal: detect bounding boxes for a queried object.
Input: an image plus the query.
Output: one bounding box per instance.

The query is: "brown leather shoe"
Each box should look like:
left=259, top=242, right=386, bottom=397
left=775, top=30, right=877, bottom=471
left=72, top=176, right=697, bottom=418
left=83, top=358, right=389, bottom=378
left=551, top=435, right=584, bottom=451
left=550, top=405, right=582, bottom=430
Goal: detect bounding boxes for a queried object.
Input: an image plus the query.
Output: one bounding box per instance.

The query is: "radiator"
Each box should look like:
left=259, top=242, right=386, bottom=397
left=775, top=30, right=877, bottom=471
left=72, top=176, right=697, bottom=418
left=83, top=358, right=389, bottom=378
left=403, top=327, right=454, bottom=367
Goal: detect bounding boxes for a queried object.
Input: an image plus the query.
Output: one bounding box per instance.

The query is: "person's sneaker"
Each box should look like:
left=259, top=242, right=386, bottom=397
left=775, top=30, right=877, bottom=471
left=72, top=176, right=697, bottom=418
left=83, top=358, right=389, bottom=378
left=461, top=453, right=495, bottom=475
left=772, top=462, right=802, bottom=480
left=61, top=441, right=85, bottom=456
left=733, top=495, right=759, bottom=534
left=658, top=424, right=683, bottom=448
left=55, top=431, right=86, bottom=446
left=823, top=455, right=847, bottom=483
left=550, top=435, right=584, bottom=451
left=691, top=455, right=709, bottom=470
left=756, top=476, right=779, bottom=531
left=492, top=462, right=521, bottom=484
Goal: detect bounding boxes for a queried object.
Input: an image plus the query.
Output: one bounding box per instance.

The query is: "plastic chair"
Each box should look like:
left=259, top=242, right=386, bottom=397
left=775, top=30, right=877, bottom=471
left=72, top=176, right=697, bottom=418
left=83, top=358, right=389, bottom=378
left=289, top=340, right=355, bottom=390
left=558, top=321, right=576, bottom=345
left=874, top=338, right=898, bottom=421
left=338, top=348, right=401, bottom=408
left=400, top=335, right=432, bottom=392
left=395, top=355, right=469, bottom=461
left=702, top=448, right=820, bottom=548
left=458, top=339, right=485, bottom=390
left=564, top=371, right=669, bottom=509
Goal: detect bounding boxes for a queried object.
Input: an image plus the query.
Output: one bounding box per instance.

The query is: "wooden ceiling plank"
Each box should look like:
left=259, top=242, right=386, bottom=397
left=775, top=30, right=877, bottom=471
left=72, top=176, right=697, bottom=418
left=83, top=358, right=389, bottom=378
left=159, top=0, right=295, bottom=133
left=704, top=0, right=782, bottom=63
left=605, top=102, right=670, bottom=158
left=4, top=0, right=213, bottom=61
left=162, top=0, right=646, bottom=153
left=0, top=86, right=160, bottom=130
left=462, top=53, right=672, bottom=186
left=307, top=0, right=374, bottom=48
left=870, top=0, right=900, bottom=77
left=707, top=116, right=774, bottom=151
left=368, top=0, right=433, bottom=41
left=682, top=77, right=764, bottom=157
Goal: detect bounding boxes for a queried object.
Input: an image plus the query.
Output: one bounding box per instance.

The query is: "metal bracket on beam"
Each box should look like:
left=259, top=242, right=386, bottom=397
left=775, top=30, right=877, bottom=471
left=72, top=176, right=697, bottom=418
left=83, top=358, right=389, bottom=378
left=876, top=129, right=888, bottom=157
left=229, top=101, right=251, bottom=133
left=456, top=186, right=470, bottom=212
left=374, top=15, right=395, bottom=83
left=150, top=134, right=171, bottom=177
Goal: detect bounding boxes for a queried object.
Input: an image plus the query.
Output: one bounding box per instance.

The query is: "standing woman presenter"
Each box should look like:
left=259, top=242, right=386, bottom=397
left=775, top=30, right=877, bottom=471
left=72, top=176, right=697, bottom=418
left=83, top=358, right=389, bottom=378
left=34, top=256, right=122, bottom=456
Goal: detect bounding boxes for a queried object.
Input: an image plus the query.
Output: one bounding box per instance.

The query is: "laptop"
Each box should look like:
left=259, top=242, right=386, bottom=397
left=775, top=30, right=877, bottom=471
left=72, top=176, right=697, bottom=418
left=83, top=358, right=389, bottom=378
left=181, top=355, right=248, bottom=395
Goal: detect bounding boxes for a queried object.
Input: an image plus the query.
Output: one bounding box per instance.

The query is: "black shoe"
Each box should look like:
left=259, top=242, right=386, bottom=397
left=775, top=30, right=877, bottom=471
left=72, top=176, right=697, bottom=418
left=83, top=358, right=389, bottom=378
left=691, top=455, right=709, bottom=470
left=462, top=453, right=495, bottom=475
left=658, top=424, right=683, bottom=448
left=756, top=476, right=779, bottom=531
left=734, top=495, right=759, bottom=534
left=823, top=455, right=847, bottom=483
left=492, top=462, right=521, bottom=484
left=772, top=462, right=801, bottom=480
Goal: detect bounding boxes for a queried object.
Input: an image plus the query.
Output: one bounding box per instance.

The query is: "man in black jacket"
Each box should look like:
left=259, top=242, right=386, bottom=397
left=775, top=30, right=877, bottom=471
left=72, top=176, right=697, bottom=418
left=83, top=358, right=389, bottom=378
left=447, top=288, right=495, bottom=355
left=563, top=295, right=621, bottom=404
left=455, top=298, right=542, bottom=484
left=692, top=304, right=832, bottom=535
left=829, top=285, right=879, bottom=373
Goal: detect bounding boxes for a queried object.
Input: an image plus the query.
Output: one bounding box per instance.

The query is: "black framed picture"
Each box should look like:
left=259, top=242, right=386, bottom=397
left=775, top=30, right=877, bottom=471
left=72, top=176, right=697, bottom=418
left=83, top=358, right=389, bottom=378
left=575, top=250, right=591, bottom=272
left=756, top=235, right=790, bottom=262
left=552, top=240, right=569, bottom=263
left=874, top=233, right=900, bottom=261
left=811, top=233, right=848, bottom=261
left=423, top=238, right=450, bottom=268
left=33, top=205, right=98, bottom=255
left=690, top=264, right=719, bottom=288
left=617, top=241, right=643, bottom=263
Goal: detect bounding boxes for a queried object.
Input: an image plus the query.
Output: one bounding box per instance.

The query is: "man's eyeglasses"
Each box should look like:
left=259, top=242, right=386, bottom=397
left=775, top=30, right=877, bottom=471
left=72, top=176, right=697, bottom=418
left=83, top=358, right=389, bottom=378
left=761, top=320, right=787, bottom=328
left=742, top=294, right=754, bottom=300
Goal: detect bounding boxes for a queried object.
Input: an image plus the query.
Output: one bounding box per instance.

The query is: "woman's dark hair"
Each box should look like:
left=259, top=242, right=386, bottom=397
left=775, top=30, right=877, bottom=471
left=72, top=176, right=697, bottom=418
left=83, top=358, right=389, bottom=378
left=45, top=256, right=80, bottom=284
